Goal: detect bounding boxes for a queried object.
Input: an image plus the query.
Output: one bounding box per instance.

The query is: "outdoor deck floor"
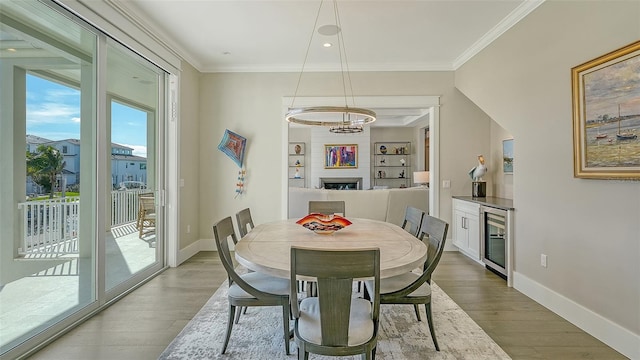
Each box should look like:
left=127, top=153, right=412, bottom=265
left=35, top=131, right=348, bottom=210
left=0, top=223, right=156, bottom=353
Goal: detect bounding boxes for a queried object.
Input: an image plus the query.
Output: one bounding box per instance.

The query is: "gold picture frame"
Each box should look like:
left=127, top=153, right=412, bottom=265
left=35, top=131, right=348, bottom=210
left=572, top=40, right=640, bottom=179
left=324, top=144, right=358, bottom=169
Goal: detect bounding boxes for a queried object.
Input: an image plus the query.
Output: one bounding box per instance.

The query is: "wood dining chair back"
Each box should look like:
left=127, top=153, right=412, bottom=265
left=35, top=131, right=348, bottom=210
left=401, top=206, right=426, bottom=237
left=290, top=247, right=380, bottom=360
left=308, top=200, right=345, bottom=216
left=137, top=193, right=156, bottom=238
left=235, top=207, right=255, bottom=238
left=364, top=215, right=448, bottom=351
left=212, top=216, right=291, bottom=355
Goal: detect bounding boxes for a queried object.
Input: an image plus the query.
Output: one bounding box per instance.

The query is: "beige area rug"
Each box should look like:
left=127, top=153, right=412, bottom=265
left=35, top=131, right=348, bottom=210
left=159, top=270, right=511, bottom=360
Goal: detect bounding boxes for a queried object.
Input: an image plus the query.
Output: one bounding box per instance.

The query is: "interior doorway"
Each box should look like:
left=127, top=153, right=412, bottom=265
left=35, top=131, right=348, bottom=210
left=282, top=95, right=440, bottom=218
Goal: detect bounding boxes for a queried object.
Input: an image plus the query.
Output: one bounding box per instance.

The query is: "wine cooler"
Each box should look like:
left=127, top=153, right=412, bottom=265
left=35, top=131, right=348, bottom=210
left=481, top=205, right=508, bottom=279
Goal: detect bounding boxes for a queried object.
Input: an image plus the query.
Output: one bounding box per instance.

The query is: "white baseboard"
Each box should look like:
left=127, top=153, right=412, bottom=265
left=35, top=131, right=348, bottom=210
left=513, top=272, right=639, bottom=359
left=176, top=238, right=225, bottom=266
left=198, top=237, right=217, bottom=251
left=176, top=239, right=201, bottom=266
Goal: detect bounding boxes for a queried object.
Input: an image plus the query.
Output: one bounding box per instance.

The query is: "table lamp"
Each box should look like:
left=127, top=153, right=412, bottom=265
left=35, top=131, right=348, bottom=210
left=413, top=171, right=430, bottom=188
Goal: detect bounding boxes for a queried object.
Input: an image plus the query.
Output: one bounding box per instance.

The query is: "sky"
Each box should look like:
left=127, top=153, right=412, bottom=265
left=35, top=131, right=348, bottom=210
left=583, top=54, right=640, bottom=121
left=26, top=74, right=148, bottom=157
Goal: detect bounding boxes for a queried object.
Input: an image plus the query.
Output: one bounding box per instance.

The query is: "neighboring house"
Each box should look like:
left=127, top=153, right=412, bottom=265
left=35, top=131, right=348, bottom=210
left=48, top=138, right=80, bottom=188
left=25, top=135, right=147, bottom=193
left=111, top=143, right=148, bottom=188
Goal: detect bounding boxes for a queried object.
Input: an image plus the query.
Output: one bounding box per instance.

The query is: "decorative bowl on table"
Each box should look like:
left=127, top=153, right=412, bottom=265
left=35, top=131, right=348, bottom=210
left=296, top=213, right=352, bottom=235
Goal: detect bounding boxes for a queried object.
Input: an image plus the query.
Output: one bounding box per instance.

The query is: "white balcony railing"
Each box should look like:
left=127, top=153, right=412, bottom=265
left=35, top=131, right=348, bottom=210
left=18, top=189, right=150, bottom=255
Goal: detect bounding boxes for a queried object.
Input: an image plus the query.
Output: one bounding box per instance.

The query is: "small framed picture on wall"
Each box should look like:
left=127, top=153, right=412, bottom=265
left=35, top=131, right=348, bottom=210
left=503, top=139, right=514, bottom=174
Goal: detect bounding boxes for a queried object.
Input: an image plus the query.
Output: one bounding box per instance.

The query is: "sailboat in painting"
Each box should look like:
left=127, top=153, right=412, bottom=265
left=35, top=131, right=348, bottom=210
left=616, top=104, right=638, bottom=140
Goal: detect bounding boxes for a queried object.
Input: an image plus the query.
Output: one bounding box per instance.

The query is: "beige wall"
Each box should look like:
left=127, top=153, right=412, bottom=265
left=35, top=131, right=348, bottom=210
left=178, top=62, right=201, bottom=249
left=455, top=0, right=640, bottom=350
left=196, top=71, right=491, bottom=241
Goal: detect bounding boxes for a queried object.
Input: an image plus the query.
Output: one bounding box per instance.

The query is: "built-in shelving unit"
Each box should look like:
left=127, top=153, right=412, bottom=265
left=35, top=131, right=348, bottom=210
left=372, top=141, right=411, bottom=188
left=288, top=142, right=305, bottom=188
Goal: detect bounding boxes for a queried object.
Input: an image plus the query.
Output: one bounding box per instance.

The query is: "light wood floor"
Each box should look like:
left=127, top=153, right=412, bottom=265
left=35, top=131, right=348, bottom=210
left=27, top=252, right=626, bottom=360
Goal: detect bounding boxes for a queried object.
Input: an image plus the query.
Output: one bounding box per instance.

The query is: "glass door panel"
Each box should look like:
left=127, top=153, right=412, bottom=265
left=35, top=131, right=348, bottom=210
left=0, top=0, right=97, bottom=355
left=1, top=1, right=168, bottom=357
left=105, top=41, right=164, bottom=292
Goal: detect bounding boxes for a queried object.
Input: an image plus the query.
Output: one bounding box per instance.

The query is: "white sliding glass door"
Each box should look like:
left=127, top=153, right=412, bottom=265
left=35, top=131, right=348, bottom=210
left=0, top=1, right=167, bottom=358
left=105, top=40, right=165, bottom=293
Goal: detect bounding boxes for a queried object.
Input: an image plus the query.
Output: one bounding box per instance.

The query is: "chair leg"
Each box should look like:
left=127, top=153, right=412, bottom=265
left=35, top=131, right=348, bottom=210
left=425, top=303, right=439, bottom=351
left=414, top=304, right=422, bottom=321
left=297, top=342, right=308, bottom=360
left=234, top=307, right=242, bottom=324
left=282, top=303, right=290, bottom=355
left=222, top=305, right=236, bottom=354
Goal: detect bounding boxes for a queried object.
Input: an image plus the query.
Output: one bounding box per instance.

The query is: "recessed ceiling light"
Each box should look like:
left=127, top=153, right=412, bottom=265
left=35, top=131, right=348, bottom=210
left=323, top=43, right=332, bottom=48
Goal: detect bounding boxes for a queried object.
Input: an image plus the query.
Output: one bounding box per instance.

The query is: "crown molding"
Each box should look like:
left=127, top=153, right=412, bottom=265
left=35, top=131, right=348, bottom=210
left=105, top=0, right=206, bottom=71
left=453, top=0, right=546, bottom=69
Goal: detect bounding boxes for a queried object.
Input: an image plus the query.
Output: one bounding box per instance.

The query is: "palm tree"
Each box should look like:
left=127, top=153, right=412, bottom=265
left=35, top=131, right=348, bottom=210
left=26, top=145, right=66, bottom=199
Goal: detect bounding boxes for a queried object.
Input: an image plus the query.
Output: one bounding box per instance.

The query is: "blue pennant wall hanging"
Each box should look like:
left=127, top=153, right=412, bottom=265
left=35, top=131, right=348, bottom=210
left=217, top=129, right=246, bottom=168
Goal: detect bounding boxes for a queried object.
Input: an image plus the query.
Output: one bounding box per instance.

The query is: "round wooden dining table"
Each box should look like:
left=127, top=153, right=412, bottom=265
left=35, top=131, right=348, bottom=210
left=234, top=218, right=427, bottom=279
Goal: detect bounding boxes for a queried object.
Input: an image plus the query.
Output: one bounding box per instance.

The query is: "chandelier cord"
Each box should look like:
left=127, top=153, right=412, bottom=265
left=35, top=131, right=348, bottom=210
left=290, top=0, right=324, bottom=109
left=332, top=0, right=356, bottom=116
left=285, top=0, right=375, bottom=129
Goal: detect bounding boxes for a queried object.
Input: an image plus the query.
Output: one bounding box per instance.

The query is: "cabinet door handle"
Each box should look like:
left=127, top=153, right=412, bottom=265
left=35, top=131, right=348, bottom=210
left=462, top=217, right=466, bottom=229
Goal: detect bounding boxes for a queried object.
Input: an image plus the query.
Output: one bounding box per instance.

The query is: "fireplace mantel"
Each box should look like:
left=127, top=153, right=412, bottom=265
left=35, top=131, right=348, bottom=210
left=320, top=177, right=362, bottom=190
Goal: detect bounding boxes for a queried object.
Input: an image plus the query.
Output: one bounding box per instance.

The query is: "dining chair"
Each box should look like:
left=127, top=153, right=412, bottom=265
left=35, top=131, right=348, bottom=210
left=401, top=206, right=425, bottom=238
left=356, top=205, right=422, bottom=292
left=302, top=199, right=347, bottom=296
left=290, top=247, right=380, bottom=360
left=235, top=207, right=256, bottom=316
left=308, top=200, right=345, bottom=216
left=364, top=215, right=448, bottom=351
left=136, top=193, right=156, bottom=238
left=213, top=216, right=291, bottom=355
left=235, top=207, right=255, bottom=238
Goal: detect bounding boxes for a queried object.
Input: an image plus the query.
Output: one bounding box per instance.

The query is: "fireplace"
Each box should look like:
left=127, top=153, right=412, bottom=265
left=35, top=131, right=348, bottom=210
left=320, top=177, right=362, bottom=190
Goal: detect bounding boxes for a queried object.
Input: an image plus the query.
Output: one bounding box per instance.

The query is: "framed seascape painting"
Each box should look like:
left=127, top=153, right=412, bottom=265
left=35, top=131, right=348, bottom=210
left=572, top=40, right=640, bottom=179
left=324, top=144, right=358, bottom=169
left=502, top=139, right=514, bottom=174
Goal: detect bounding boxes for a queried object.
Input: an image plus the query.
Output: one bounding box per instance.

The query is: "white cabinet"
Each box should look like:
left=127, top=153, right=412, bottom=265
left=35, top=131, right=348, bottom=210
left=452, top=199, right=481, bottom=262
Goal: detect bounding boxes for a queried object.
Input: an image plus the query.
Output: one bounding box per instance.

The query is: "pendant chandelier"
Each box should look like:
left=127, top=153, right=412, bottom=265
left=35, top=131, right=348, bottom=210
left=285, top=0, right=376, bottom=133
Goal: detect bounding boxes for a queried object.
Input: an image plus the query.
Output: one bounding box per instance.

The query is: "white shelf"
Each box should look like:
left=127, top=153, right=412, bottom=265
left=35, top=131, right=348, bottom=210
left=288, top=142, right=305, bottom=188
left=373, top=142, right=411, bottom=188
